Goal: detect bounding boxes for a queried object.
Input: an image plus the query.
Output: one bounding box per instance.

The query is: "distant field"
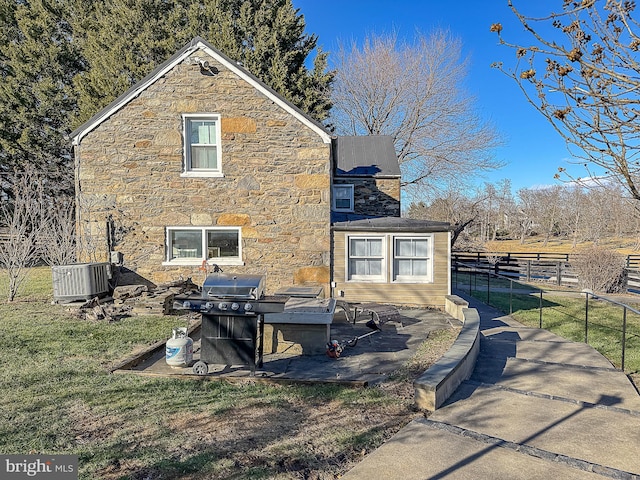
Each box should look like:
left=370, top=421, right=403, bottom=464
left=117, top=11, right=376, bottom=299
left=483, top=236, right=640, bottom=256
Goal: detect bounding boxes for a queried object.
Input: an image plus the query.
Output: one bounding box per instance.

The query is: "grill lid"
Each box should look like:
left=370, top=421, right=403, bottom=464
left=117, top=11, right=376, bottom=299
left=202, top=273, right=265, bottom=299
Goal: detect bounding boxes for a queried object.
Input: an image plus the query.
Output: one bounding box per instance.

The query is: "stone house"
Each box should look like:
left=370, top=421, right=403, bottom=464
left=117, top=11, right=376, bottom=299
left=71, top=37, right=451, bottom=308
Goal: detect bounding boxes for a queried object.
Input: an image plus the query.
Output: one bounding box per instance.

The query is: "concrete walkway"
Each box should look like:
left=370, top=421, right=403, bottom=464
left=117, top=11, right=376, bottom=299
left=342, top=292, right=640, bottom=479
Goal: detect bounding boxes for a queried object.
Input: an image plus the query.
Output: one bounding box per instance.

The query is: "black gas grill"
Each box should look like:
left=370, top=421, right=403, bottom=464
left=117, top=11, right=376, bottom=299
left=173, top=273, right=286, bottom=374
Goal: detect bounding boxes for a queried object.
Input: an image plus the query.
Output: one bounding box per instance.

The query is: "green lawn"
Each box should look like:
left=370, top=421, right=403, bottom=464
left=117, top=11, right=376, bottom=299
left=452, top=270, right=519, bottom=291
left=0, top=267, right=444, bottom=479
left=462, top=277, right=640, bottom=373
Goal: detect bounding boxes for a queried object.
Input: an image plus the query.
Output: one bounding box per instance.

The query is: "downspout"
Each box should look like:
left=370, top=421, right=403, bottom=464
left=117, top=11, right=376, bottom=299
left=73, top=142, right=82, bottom=262
left=329, top=136, right=337, bottom=299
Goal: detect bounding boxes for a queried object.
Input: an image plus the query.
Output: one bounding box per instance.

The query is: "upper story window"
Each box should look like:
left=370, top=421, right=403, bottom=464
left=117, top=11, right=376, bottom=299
left=333, top=184, right=354, bottom=212
left=182, top=114, right=223, bottom=177
left=164, top=226, right=242, bottom=266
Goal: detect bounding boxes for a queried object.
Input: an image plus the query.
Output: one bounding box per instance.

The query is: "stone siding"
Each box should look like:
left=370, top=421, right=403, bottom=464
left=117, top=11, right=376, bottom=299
left=333, top=177, right=401, bottom=217
left=75, top=50, right=331, bottom=292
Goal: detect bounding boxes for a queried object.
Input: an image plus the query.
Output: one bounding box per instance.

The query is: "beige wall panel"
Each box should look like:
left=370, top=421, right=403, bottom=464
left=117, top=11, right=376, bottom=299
left=331, top=231, right=450, bottom=308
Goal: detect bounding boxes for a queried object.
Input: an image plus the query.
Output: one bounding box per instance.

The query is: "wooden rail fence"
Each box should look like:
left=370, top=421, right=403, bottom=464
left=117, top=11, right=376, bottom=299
left=452, top=251, right=639, bottom=291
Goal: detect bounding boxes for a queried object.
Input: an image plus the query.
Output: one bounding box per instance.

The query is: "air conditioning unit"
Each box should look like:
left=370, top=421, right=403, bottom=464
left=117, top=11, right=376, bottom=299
left=52, top=262, right=111, bottom=303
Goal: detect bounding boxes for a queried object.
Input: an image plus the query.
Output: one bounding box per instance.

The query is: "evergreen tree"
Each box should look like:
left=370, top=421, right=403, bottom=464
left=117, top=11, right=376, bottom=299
left=0, top=0, right=81, bottom=194
left=71, top=0, right=187, bottom=127
left=232, top=0, right=333, bottom=121
left=0, top=0, right=333, bottom=199
left=72, top=0, right=333, bottom=126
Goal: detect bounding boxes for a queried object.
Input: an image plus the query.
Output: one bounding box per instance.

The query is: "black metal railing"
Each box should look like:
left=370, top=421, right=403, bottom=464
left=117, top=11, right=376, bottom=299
left=582, top=290, right=639, bottom=371
left=453, top=262, right=640, bottom=372
left=453, top=251, right=640, bottom=292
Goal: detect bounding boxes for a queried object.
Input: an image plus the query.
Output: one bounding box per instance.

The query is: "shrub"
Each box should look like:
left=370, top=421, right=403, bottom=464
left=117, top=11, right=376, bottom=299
left=570, top=246, right=626, bottom=293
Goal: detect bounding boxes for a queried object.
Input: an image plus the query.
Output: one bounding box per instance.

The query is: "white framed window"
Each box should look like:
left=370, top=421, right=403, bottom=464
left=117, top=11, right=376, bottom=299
left=181, top=114, right=223, bottom=177
left=346, top=234, right=433, bottom=283
left=164, top=226, right=242, bottom=265
left=333, top=184, right=354, bottom=212
left=347, top=236, right=385, bottom=281
left=393, top=236, right=432, bottom=282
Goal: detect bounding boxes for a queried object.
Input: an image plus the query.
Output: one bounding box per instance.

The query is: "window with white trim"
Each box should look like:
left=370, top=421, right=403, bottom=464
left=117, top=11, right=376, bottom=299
left=182, top=114, right=222, bottom=177
left=333, top=184, right=354, bottom=212
left=348, top=236, right=385, bottom=281
left=393, top=236, right=432, bottom=282
left=165, top=227, right=241, bottom=265
left=346, top=234, right=433, bottom=283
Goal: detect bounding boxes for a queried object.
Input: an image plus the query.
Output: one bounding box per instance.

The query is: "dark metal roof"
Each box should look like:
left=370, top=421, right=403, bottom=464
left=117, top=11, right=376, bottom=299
left=333, top=136, right=401, bottom=177
left=332, top=214, right=451, bottom=232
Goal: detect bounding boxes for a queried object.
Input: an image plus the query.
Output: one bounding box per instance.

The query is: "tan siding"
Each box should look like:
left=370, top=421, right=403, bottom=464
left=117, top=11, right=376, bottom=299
left=332, top=230, right=450, bottom=308
left=333, top=232, right=347, bottom=282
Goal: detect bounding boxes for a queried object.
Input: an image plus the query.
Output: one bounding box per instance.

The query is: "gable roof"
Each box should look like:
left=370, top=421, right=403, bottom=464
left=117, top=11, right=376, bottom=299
left=71, top=37, right=332, bottom=146
left=333, top=135, right=401, bottom=177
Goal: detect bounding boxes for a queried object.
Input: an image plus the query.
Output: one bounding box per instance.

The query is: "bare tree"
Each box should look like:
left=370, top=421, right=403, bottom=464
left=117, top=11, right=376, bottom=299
left=41, top=195, right=77, bottom=267
left=0, top=168, right=47, bottom=302
left=330, top=31, right=503, bottom=201
left=492, top=179, right=517, bottom=240
left=513, top=188, right=532, bottom=244
left=557, top=185, right=585, bottom=248
left=533, top=185, right=562, bottom=247
left=477, top=181, right=516, bottom=243
left=407, top=185, right=485, bottom=249
left=492, top=1, right=640, bottom=201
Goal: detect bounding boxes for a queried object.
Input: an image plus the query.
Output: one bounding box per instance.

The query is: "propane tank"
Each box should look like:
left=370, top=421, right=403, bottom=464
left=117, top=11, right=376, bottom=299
left=165, top=327, right=193, bottom=368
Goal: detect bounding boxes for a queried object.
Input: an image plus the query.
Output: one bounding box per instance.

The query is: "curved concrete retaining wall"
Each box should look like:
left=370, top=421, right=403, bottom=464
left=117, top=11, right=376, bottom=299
left=413, top=295, right=480, bottom=411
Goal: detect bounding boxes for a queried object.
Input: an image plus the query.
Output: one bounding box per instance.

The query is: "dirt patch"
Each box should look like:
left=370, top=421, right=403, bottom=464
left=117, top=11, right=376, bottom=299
left=92, top=327, right=460, bottom=480
left=163, top=401, right=414, bottom=480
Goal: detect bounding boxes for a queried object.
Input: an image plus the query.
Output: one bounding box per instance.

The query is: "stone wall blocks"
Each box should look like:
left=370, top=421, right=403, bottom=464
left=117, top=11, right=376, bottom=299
left=294, top=205, right=329, bottom=222
left=76, top=53, right=333, bottom=291
left=217, top=213, right=251, bottom=226
left=299, top=194, right=321, bottom=204
left=294, top=266, right=330, bottom=285
left=294, top=174, right=330, bottom=189
left=296, top=147, right=329, bottom=161
left=242, top=226, right=259, bottom=238
left=156, top=212, right=190, bottom=225
left=172, top=100, right=198, bottom=112
left=237, top=175, right=260, bottom=191
left=154, top=130, right=182, bottom=146
left=222, top=117, right=257, bottom=133
left=255, top=217, right=276, bottom=226
left=299, top=235, right=330, bottom=252
left=191, top=213, right=213, bottom=225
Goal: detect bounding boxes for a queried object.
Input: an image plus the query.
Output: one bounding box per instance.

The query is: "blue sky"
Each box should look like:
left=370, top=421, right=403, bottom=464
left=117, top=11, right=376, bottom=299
left=291, top=0, right=573, bottom=193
